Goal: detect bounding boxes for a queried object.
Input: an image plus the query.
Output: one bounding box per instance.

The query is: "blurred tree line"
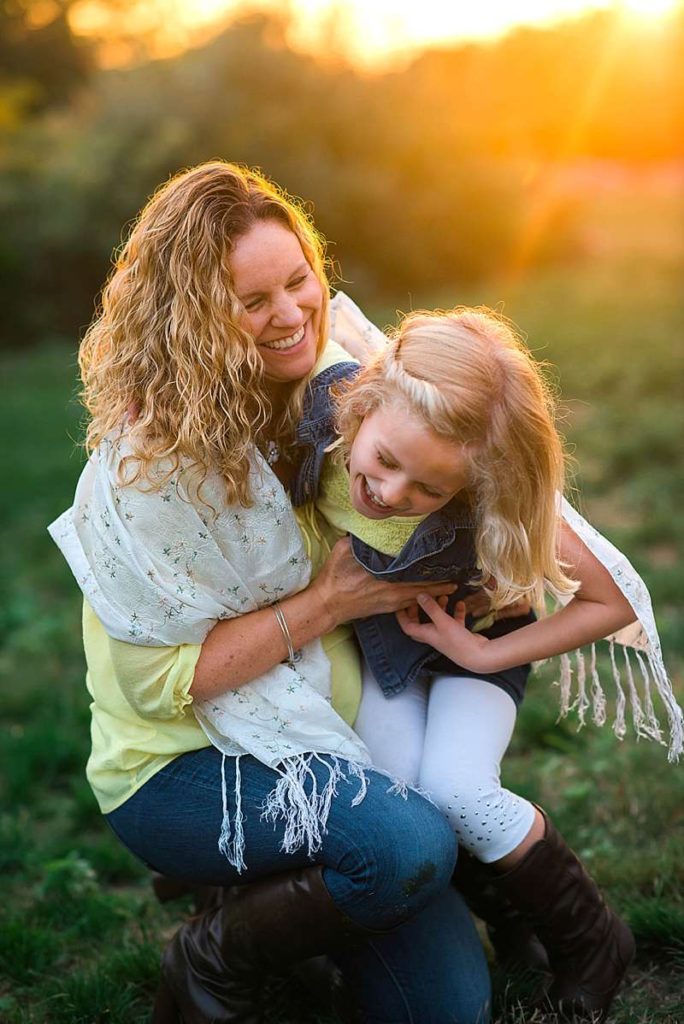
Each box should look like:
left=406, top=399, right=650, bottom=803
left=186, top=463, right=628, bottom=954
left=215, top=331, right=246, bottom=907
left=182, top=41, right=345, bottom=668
left=1, top=2, right=683, bottom=347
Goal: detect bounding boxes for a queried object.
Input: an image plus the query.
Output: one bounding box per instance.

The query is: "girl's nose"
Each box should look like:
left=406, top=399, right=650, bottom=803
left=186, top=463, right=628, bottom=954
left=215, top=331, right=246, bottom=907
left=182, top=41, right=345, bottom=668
left=381, top=478, right=409, bottom=509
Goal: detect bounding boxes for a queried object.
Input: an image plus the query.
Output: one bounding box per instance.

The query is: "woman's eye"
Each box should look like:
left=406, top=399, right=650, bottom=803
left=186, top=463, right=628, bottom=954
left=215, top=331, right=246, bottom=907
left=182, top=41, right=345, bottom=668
left=244, top=299, right=264, bottom=312
left=420, top=484, right=442, bottom=498
left=376, top=452, right=396, bottom=469
left=288, top=273, right=308, bottom=289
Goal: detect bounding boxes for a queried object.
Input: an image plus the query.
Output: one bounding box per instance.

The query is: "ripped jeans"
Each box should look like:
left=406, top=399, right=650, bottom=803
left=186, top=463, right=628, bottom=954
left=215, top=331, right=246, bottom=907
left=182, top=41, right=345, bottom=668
left=107, top=746, right=491, bottom=1023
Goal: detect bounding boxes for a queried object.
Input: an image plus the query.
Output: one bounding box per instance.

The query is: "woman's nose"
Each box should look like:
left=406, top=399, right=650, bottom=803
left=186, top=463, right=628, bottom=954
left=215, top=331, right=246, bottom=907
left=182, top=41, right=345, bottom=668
left=271, top=292, right=303, bottom=329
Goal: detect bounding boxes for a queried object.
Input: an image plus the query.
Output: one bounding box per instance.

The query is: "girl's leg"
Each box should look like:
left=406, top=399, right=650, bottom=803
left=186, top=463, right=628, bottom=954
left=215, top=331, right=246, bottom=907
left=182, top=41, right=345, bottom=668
left=419, top=676, right=634, bottom=1019
left=418, top=675, right=536, bottom=864
left=353, top=663, right=428, bottom=784
left=107, top=746, right=456, bottom=929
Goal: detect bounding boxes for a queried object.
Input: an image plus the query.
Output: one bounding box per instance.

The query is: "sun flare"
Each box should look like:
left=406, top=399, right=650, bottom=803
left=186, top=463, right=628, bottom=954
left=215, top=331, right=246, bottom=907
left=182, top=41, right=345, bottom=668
left=69, top=0, right=683, bottom=67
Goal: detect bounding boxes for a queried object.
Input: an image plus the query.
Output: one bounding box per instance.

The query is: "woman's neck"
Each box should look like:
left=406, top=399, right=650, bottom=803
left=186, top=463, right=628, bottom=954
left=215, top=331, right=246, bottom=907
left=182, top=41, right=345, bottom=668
left=265, top=381, right=294, bottom=426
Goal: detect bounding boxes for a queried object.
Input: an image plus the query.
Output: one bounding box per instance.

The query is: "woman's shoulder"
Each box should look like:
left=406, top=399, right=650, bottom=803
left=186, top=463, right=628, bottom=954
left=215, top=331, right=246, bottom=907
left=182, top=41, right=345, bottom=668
left=313, top=338, right=359, bottom=377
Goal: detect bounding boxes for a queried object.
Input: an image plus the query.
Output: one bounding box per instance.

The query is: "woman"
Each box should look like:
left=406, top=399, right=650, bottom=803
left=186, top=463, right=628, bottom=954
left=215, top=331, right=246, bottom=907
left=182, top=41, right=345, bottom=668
left=49, top=161, right=492, bottom=1023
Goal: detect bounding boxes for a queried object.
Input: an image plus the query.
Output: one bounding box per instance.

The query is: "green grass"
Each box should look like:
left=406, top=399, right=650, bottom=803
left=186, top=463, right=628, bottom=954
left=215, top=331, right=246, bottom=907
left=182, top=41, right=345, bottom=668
left=1, top=187, right=682, bottom=1022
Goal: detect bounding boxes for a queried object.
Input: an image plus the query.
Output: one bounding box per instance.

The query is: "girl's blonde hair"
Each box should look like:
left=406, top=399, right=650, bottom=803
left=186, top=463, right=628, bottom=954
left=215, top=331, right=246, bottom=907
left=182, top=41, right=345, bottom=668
left=79, top=160, right=329, bottom=505
left=335, top=308, right=577, bottom=609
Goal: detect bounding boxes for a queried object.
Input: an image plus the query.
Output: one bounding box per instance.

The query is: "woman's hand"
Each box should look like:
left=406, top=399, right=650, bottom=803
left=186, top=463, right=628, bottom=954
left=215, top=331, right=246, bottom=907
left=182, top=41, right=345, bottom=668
left=396, top=596, right=494, bottom=673
left=312, top=538, right=458, bottom=627
left=193, top=538, right=458, bottom=700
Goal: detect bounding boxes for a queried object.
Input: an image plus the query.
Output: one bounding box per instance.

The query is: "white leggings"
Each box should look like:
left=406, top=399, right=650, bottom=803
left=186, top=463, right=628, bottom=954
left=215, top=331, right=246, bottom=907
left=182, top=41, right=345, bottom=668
left=354, top=667, right=536, bottom=863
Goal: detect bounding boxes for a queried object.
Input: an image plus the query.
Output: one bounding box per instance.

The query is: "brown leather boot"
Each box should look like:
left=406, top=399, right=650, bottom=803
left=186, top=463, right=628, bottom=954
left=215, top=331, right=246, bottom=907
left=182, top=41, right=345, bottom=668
left=494, top=809, right=635, bottom=1021
left=151, top=871, right=218, bottom=915
left=452, top=848, right=550, bottom=974
left=150, top=865, right=368, bottom=1024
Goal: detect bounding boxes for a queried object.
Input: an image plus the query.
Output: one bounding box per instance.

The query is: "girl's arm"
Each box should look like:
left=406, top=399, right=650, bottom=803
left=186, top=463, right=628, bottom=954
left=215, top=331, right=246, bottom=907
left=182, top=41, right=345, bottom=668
left=192, top=537, right=456, bottom=699
left=396, top=520, right=636, bottom=675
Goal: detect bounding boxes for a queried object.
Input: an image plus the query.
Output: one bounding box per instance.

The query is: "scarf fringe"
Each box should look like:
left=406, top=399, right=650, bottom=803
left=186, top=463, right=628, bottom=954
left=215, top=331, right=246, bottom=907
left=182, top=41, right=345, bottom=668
left=552, top=640, right=683, bottom=763
left=215, top=753, right=430, bottom=872
left=218, top=754, right=246, bottom=872
left=258, top=753, right=371, bottom=865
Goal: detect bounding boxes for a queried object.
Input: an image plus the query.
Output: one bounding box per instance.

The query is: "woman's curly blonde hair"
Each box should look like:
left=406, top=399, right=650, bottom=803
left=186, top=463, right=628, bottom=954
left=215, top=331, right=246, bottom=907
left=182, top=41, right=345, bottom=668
left=335, top=308, right=578, bottom=610
left=79, top=160, right=330, bottom=505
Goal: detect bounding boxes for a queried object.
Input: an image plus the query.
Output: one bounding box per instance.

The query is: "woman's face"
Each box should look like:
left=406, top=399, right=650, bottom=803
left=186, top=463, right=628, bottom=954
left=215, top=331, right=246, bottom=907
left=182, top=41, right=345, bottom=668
left=230, top=220, right=324, bottom=385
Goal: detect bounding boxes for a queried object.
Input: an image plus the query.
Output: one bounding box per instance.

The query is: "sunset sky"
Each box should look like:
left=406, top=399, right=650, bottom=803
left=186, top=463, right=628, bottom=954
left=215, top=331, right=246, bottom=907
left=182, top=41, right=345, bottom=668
left=68, top=0, right=682, bottom=68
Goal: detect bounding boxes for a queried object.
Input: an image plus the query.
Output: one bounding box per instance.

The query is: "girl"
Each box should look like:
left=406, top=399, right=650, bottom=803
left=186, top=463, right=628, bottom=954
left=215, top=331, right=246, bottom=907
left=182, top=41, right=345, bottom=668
left=293, top=298, right=681, bottom=1021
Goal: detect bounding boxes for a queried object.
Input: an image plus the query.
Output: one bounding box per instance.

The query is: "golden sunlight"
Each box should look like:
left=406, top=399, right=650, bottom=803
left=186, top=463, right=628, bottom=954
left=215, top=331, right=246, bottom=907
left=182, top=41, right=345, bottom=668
left=620, top=0, right=679, bottom=12
left=69, top=0, right=683, bottom=68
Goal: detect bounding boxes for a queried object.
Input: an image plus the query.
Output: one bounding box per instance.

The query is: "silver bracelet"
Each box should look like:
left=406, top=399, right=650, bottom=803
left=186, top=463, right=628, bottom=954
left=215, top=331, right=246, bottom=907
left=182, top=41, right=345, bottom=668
left=273, top=601, right=296, bottom=665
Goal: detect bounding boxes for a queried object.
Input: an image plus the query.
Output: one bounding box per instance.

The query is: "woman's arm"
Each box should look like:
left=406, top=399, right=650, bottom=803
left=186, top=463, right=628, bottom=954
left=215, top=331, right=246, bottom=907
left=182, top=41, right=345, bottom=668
left=191, top=537, right=457, bottom=699
left=396, top=520, right=636, bottom=675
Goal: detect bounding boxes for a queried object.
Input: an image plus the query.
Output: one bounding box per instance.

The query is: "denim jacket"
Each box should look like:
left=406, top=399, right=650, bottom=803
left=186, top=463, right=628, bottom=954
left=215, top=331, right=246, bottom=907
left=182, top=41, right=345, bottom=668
left=291, top=360, right=533, bottom=706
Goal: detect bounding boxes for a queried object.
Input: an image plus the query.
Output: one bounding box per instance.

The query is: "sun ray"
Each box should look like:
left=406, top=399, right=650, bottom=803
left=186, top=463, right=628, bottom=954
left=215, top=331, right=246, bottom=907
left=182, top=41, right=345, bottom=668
left=500, top=13, right=632, bottom=287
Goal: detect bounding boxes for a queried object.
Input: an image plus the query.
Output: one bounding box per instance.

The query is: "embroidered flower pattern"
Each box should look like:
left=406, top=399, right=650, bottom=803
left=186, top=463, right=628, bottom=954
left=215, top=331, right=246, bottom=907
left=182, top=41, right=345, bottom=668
left=48, top=434, right=371, bottom=777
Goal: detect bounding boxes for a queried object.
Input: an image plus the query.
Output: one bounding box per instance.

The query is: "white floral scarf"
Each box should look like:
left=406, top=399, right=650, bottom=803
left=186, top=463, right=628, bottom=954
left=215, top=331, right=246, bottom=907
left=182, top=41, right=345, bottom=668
left=48, top=432, right=372, bottom=869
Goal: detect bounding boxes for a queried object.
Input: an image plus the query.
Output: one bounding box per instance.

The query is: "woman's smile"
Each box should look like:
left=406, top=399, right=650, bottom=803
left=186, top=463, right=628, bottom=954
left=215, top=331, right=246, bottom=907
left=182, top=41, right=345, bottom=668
left=230, top=220, right=323, bottom=385
left=259, top=324, right=306, bottom=351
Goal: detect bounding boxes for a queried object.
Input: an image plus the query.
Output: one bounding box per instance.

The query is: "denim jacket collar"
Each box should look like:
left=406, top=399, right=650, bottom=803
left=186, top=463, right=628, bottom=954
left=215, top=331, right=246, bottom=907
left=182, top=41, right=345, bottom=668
left=350, top=497, right=477, bottom=579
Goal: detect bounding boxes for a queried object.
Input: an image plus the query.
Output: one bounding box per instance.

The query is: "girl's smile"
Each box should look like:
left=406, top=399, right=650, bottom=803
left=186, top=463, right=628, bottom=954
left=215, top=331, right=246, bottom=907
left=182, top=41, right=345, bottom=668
left=349, top=404, right=470, bottom=520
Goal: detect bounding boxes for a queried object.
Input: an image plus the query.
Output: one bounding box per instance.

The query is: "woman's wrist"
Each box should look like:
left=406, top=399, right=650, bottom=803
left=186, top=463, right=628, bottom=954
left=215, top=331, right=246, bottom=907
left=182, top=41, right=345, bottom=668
left=192, top=584, right=337, bottom=700
left=303, top=574, right=341, bottom=634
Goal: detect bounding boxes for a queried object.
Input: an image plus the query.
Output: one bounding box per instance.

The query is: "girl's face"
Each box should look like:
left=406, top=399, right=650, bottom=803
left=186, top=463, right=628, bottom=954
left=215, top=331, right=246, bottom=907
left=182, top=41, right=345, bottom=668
left=230, top=220, right=324, bottom=386
left=348, top=403, right=469, bottom=520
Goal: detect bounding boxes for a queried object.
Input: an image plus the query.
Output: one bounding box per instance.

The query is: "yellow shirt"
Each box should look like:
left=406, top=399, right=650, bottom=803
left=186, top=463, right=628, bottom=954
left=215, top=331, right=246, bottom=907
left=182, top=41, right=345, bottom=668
left=84, top=503, right=362, bottom=814
left=83, top=601, right=208, bottom=813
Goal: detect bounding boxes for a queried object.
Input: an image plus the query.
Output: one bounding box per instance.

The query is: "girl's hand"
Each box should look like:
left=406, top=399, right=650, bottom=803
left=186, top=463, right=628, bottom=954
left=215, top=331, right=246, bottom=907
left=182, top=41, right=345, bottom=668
left=396, top=595, right=493, bottom=673
left=313, top=538, right=457, bottom=627
left=463, top=587, right=532, bottom=621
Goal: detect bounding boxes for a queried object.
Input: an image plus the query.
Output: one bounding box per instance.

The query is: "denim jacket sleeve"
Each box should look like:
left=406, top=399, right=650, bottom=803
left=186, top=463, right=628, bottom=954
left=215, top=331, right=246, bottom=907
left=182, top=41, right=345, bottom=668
left=290, top=361, right=359, bottom=507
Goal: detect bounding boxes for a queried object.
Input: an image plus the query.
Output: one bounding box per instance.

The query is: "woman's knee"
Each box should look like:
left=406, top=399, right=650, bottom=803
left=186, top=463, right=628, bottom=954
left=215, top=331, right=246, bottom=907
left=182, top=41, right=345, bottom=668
left=348, top=782, right=457, bottom=925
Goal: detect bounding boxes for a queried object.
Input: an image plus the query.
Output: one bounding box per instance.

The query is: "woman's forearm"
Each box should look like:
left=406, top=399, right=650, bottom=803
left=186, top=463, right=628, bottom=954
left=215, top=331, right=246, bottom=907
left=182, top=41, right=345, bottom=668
left=190, top=583, right=336, bottom=700
left=191, top=537, right=457, bottom=699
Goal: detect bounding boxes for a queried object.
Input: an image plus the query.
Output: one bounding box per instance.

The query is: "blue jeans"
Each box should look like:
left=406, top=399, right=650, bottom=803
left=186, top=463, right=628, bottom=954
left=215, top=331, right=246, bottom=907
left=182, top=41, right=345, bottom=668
left=107, top=748, right=491, bottom=1023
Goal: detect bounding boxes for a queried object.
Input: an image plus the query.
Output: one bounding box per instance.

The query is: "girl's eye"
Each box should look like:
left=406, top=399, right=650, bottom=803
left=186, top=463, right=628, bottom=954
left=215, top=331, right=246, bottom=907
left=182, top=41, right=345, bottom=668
left=420, top=485, right=442, bottom=499
left=376, top=452, right=396, bottom=469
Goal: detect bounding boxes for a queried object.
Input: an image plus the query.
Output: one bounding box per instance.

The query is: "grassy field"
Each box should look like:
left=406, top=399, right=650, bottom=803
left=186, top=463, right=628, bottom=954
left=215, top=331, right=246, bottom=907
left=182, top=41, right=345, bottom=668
left=1, top=187, right=682, bottom=1022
